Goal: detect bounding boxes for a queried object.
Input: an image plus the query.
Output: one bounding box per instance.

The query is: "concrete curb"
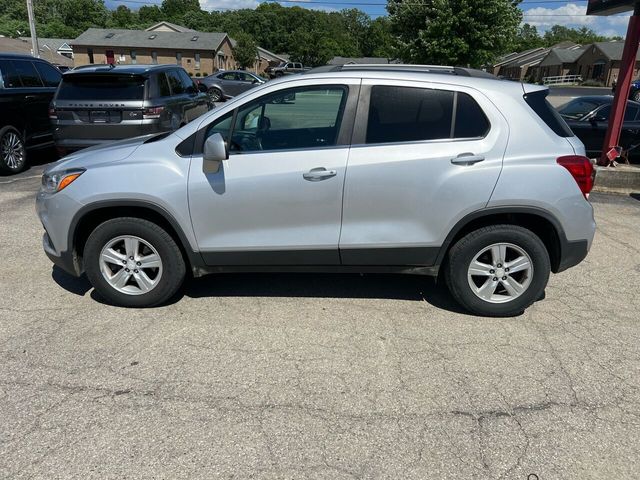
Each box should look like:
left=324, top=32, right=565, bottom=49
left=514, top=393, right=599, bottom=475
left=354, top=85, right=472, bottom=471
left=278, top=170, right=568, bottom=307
left=593, top=165, right=640, bottom=194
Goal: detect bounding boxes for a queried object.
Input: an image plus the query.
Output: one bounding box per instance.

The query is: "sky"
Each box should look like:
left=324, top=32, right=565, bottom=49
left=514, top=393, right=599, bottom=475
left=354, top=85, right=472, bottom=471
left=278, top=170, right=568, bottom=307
left=105, top=0, right=634, bottom=38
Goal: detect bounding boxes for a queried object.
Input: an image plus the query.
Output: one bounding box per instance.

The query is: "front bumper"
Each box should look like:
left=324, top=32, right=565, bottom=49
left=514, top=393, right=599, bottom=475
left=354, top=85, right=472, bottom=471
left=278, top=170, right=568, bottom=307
left=43, top=232, right=82, bottom=276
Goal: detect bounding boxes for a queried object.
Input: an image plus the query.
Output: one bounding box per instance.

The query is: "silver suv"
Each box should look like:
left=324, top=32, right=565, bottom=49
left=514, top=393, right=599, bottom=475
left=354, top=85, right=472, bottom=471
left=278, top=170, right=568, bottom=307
left=36, top=65, right=596, bottom=316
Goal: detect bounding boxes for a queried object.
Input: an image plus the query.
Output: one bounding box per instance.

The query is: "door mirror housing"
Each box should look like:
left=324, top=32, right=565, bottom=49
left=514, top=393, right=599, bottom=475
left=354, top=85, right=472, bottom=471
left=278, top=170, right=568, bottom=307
left=203, top=133, right=228, bottom=174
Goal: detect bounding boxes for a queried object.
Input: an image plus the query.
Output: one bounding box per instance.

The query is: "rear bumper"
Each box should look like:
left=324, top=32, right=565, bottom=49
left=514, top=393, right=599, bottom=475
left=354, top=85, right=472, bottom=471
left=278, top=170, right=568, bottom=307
left=53, top=122, right=166, bottom=151
left=557, top=238, right=590, bottom=273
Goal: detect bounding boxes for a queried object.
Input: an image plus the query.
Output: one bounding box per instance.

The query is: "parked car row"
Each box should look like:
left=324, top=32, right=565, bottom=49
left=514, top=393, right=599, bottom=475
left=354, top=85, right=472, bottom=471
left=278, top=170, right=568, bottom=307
left=1, top=54, right=272, bottom=174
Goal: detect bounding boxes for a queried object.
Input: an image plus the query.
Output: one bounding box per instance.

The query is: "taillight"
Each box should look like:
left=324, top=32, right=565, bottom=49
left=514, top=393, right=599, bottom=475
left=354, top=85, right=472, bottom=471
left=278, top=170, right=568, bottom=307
left=48, top=104, right=57, bottom=120
left=143, top=106, right=165, bottom=119
left=557, top=155, right=595, bottom=198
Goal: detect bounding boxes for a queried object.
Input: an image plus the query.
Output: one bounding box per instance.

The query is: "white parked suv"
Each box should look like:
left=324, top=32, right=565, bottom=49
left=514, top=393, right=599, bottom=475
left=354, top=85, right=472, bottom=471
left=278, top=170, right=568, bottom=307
left=36, top=65, right=596, bottom=316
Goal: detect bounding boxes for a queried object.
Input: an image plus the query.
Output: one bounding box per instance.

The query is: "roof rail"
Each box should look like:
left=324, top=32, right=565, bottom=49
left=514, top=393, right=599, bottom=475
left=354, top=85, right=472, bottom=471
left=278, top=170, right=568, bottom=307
left=305, top=64, right=497, bottom=79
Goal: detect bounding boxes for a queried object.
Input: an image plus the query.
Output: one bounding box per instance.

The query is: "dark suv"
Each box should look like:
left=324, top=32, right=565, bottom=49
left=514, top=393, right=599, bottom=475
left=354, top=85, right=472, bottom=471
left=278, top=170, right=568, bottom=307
left=50, top=64, right=212, bottom=153
left=0, top=53, right=62, bottom=174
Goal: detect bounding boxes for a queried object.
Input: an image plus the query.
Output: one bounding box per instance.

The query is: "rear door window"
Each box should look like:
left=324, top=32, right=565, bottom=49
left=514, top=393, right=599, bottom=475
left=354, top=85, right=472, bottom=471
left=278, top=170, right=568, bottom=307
left=177, top=69, right=195, bottom=91
left=166, top=70, right=185, bottom=95
left=366, top=86, right=454, bottom=144
left=13, top=60, right=43, bottom=87
left=56, top=74, right=145, bottom=100
left=34, top=62, right=62, bottom=87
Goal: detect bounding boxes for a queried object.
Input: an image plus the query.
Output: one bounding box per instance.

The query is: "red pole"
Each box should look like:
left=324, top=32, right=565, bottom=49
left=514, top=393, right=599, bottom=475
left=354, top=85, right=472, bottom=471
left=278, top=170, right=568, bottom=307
left=599, top=6, right=640, bottom=166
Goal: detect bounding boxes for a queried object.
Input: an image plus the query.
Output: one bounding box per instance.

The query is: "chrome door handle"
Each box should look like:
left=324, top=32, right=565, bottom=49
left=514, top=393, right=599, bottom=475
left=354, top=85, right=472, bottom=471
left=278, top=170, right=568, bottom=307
left=451, top=153, right=485, bottom=165
left=303, top=167, right=337, bottom=181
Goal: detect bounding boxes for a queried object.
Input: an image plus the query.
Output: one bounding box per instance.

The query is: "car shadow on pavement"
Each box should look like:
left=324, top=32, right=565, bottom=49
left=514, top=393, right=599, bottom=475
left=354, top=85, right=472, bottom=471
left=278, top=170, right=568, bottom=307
left=52, top=267, right=470, bottom=315
left=51, top=266, right=92, bottom=296
left=183, top=273, right=470, bottom=314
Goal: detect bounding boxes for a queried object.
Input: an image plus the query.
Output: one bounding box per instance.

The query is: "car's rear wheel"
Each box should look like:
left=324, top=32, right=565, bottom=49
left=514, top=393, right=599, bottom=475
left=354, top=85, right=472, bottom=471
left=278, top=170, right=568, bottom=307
left=84, top=218, right=186, bottom=307
left=444, top=225, right=550, bottom=317
left=0, top=126, right=26, bottom=174
left=208, top=87, right=223, bottom=102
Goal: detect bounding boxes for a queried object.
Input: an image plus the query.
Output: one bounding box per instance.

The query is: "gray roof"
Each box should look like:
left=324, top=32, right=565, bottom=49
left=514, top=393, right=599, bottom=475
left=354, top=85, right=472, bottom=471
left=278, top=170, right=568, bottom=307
left=257, top=46, right=287, bottom=62
left=20, top=37, right=73, bottom=52
left=145, top=21, right=194, bottom=33
left=539, top=46, right=586, bottom=66
left=593, top=41, right=639, bottom=60
left=0, top=37, right=73, bottom=66
left=71, top=28, right=229, bottom=51
left=328, top=56, right=396, bottom=65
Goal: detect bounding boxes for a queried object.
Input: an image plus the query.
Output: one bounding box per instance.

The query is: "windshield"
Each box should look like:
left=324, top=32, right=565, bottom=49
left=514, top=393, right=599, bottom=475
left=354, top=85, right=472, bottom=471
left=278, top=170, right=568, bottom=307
left=557, top=98, right=604, bottom=120
left=57, top=74, right=146, bottom=100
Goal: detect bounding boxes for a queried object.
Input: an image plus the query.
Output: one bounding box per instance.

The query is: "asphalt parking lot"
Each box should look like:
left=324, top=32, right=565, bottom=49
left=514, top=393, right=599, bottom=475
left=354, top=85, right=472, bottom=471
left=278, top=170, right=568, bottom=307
left=1, top=158, right=639, bottom=479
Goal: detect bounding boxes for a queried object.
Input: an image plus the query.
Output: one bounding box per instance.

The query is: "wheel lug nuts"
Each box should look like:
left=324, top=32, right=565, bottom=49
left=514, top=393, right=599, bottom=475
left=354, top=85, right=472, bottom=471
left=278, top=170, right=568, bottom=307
left=497, top=263, right=502, bottom=268
left=505, top=268, right=509, bottom=272
left=489, top=269, right=495, bottom=274
left=493, top=277, right=498, bottom=281
left=122, top=260, right=126, bottom=264
left=134, top=269, right=138, bottom=273
left=125, top=268, right=130, bottom=272
left=136, top=261, right=141, bottom=266
left=129, top=256, right=134, bottom=260
left=502, top=276, right=507, bottom=280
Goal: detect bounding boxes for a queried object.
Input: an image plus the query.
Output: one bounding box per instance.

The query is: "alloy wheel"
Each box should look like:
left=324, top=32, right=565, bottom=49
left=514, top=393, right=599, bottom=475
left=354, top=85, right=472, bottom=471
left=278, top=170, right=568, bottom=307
left=1, top=131, right=25, bottom=170
left=99, top=235, right=163, bottom=295
left=467, top=242, right=533, bottom=304
left=208, top=88, right=222, bottom=102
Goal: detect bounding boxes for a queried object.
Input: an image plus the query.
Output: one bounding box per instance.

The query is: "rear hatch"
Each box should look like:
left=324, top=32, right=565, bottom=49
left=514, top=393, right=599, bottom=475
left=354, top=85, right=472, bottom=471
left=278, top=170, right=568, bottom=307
left=52, top=73, right=147, bottom=140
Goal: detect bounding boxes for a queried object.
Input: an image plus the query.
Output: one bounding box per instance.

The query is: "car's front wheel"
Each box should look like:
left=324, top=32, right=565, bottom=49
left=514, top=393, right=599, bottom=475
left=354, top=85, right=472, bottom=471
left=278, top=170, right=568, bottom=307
left=84, top=218, right=186, bottom=307
left=633, top=90, right=640, bottom=102
left=444, top=225, right=550, bottom=317
left=0, top=126, right=26, bottom=174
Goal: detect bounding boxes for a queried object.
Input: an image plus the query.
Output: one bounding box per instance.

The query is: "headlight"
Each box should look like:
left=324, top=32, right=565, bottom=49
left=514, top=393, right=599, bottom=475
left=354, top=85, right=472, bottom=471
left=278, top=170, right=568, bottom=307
left=41, top=169, right=85, bottom=194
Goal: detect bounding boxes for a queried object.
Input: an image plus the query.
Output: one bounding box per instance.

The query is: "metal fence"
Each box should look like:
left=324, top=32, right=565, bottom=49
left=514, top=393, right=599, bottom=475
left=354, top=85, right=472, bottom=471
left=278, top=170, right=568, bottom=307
left=542, top=75, right=583, bottom=86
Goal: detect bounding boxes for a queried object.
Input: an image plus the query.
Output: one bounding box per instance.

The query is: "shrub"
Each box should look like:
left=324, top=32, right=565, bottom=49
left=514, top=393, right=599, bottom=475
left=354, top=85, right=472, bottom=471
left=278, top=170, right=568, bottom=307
left=581, top=79, right=605, bottom=87
left=195, top=72, right=201, bottom=77
left=188, top=71, right=193, bottom=76
left=202, top=72, right=208, bottom=76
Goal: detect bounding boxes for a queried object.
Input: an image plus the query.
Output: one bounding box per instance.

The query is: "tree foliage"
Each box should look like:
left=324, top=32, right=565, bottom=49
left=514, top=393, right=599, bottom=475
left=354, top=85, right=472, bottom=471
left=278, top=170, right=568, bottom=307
left=232, top=32, right=258, bottom=69
left=387, top=0, right=522, bottom=67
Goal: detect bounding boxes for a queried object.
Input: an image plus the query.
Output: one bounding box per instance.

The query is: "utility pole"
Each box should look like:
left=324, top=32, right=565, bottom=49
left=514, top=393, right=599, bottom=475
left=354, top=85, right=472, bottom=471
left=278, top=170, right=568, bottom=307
left=26, top=0, right=39, bottom=58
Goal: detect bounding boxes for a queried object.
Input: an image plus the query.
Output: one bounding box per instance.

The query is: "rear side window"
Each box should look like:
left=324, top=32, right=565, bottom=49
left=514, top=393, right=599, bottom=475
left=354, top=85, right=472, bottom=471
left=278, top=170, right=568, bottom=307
left=56, top=74, right=145, bottom=100
left=0, top=60, right=21, bottom=88
left=454, top=92, right=490, bottom=138
left=34, top=62, right=62, bottom=87
left=177, top=69, right=194, bottom=90
left=148, top=72, right=171, bottom=98
left=524, top=90, right=573, bottom=137
left=367, top=86, right=454, bottom=143
left=13, top=60, right=43, bottom=87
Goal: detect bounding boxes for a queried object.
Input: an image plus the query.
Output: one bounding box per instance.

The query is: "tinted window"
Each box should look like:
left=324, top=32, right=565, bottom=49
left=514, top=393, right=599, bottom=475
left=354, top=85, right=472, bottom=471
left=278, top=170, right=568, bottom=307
left=454, top=92, right=490, bottom=138
left=13, top=60, right=43, bottom=87
left=149, top=72, right=171, bottom=98
left=177, top=69, right=195, bottom=90
left=524, top=90, right=573, bottom=137
left=56, top=74, right=145, bottom=100
left=625, top=104, right=639, bottom=121
left=367, top=86, right=454, bottom=144
left=219, top=72, right=236, bottom=80
left=0, top=60, right=22, bottom=88
left=166, top=70, right=185, bottom=95
left=558, top=98, right=602, bottom=120
left=230, top=86, right=346, bottom=152
left=34, top=62, right=62, bottom=87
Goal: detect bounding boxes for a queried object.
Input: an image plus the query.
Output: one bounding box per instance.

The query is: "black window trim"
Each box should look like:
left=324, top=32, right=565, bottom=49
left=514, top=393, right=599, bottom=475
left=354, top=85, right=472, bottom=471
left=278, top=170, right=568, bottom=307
left=351, top=84, right=492, bottom=147
left=178, top=83, right=360, bottom=157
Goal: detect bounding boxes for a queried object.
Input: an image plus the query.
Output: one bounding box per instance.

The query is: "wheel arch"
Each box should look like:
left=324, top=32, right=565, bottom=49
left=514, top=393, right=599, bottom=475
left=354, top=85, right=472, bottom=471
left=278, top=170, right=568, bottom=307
left=69, top=200, right=204, bottom=275
left=437, top=207, right=566, bottom=274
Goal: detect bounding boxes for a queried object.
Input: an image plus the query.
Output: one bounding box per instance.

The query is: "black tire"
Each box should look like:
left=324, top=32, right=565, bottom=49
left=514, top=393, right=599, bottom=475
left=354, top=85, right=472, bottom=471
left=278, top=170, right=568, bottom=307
left=444, top=225, right=550, bottom=317
left=84, top=218, right=186, bottom=308
left=633, top=90, right=640, bottom=102
left=208, top=87, right=223, bottom=102
left=0, top=126, right=27, bottom=174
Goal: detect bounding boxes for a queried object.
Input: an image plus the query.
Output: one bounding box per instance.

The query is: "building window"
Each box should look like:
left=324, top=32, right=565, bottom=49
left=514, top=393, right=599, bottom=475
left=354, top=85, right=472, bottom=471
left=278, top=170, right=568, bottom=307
left=119, top=53, right=126, bottom=63
left=130, top=50, right=137, bottom=64
left=195, top=53, right=201, bottom=70
left=88, top=48, right=94, bottom=64
left=176, top=52, right=182, bottom=65
left=151, top=51, right=158, bottom=64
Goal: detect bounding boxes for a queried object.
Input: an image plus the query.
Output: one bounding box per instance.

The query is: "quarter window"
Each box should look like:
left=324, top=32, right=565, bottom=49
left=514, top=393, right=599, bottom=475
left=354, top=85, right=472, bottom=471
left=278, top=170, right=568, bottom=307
left=34, top=62, right=62, bottom=87
left=454, top=92, right=491, bottom=138
left=166, top=70, right=185, bottom=95
left=149, top=72, right=171, bottom=98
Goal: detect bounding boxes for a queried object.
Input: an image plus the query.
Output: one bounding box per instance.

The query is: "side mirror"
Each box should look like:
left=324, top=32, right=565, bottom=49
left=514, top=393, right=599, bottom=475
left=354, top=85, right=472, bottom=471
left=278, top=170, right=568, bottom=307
left=197, top=83, right=208, bottom=93
left=203, top=133, right=228, bottom=174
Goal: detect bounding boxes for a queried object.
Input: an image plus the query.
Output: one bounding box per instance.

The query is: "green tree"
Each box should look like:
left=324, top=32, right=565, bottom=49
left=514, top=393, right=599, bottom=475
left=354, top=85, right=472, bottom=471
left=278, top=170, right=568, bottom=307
left=160, top=0, right=200, bottom=21
left=387, top=0, right=522, bottom=67
left=542, top=25, right=620, bottom=46
left=513, top=23, right=544, bottom=51
left=232, top=32, right=258, bottom=69
left=138, top=5, right=163, bottom=24
left=111, top=5, right=134, bottom=28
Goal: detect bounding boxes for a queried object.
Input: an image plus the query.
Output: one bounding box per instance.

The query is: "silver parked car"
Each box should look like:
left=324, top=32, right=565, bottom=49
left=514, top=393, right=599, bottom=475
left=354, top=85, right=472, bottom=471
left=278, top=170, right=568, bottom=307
left=36, top=65, right=596, bottom=316
left=50, top=64, right=212, bottom=154
left=198, top=70, right=265, bottom=102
